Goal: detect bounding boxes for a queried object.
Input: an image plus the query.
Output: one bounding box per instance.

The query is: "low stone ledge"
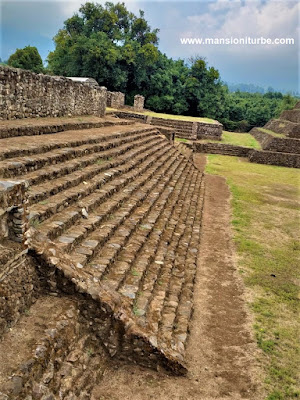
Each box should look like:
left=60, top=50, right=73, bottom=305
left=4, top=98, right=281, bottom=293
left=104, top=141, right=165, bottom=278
left=193, top=142, right=252, bottom=157
left=249, top=150, right=300, bottom=168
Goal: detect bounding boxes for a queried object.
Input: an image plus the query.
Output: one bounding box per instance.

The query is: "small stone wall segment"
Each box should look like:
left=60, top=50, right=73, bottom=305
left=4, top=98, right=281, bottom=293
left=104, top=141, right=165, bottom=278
left=249, top=150, right=300, bottom=168
left=251, top=128, right=300, bottom=154
left=193, top=142, right=252, bottom=157
left=0, top=66, right=107, bottom=120
left=194, top=141, right=300, bottom=169
left=107, top=91, right=125, bottom=108
left=0, top=180, right=28, bottom=243
left=196, top=121, right=223, bottom=140
left=113, top=111, right=222, bottom=140
left=134, top=95, right=145, bottom=111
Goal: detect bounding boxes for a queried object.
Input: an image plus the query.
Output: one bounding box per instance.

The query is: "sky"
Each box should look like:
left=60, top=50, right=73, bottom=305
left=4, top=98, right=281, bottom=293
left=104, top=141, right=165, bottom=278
left=0, top=0, right=299, bottom=92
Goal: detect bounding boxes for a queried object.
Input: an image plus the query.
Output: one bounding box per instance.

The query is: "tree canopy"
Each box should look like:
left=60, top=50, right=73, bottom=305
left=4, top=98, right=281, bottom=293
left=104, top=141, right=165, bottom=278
left=7, top=46, right=44, bottom=73
left=44, top=1, right=298, bottom=130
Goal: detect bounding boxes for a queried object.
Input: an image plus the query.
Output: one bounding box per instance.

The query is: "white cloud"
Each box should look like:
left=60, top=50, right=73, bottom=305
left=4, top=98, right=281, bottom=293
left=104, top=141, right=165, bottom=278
left=181, top=0, right=299, bottom=47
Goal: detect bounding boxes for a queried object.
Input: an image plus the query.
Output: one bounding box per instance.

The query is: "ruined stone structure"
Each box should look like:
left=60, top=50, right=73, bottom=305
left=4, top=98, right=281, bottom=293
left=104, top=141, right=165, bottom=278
left=191, top=103, right=300, bottom=168
left=0, top=66, right=107, bottom=120
left=0, top=105, right=205, bottom=397
left=134, top=95, right=145, bottom=111
left=106, top=91, right=125, bottom=108
left=261, top=101, right=300, bottom=139
left=193, top=142, right=300, bottom=168
left=66, top=77, right=100, bottom=89
left=111, top=110, right=223, bottom=140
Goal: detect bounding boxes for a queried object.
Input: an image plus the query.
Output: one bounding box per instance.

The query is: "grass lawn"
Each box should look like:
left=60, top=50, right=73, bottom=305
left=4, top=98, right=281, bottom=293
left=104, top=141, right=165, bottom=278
left=206, top=155, right=300, bottom=400
left=199, top=131, right=261, bottom=149
left=106, top=107, right=216, bottom=124
left=258, top=128, right=286, bottom=138
left=222, top=131, right=261, bottom=149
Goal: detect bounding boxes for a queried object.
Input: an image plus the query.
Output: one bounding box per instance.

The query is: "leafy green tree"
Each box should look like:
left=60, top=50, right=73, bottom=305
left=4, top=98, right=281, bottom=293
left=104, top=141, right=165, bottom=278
left=47, top=1, right=299, bottom=132
left=7, top=46, right=44, bottom=73
left=47, top=1, right=159, bottom=92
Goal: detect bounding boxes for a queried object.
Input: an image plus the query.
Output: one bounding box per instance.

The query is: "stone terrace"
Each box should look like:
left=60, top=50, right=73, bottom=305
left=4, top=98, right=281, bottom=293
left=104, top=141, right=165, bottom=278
left=0, top=114, right=205, bottom=397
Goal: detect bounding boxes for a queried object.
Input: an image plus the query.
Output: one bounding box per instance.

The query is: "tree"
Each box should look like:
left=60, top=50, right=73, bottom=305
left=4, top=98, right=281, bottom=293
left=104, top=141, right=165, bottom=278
left=47, top=1, right=159, bottom=93
left=7, top=46, right=44, bottom=73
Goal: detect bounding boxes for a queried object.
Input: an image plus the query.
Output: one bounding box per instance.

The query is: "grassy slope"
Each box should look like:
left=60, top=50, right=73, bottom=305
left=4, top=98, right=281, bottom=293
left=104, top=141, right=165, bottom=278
left=258, top=128, right=286, bottom=138
left=199, top=131, right=261, bottom=149
left=222, top=131, right=261, bottom=149
left=106, top=107, right=216, bottom=124
left=206, top=155, right=300, bottom=400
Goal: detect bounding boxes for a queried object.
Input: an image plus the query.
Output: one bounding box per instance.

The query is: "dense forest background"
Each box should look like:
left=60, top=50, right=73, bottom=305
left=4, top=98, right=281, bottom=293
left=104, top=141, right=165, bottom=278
left=3, top=2, right=298, bottom=131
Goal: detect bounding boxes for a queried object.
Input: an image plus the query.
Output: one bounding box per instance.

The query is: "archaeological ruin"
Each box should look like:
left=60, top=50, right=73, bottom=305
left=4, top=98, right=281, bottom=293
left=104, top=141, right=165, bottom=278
left=0, top=66, right=206, bottom=398
left=0, top=64, right=298, bottom=398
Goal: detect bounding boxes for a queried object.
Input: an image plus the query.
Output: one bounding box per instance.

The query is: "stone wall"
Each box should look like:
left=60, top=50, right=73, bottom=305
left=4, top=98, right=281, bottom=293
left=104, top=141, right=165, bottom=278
left=251, top=128, right=300, bottom=154
left=193, top=141, right=300, bottom=169
left=106, top=91, right=125, bottom=108
left=134, top=95, right=145, bottom=111
left=193, top=142, right=252, bottom=157
left=0, top=66, right=107, bottom=120
left=112, top=110, right=222, bottom=140
left=249, top=150, right=300, bottom=168
left=196, top=121, right=223, bottom=140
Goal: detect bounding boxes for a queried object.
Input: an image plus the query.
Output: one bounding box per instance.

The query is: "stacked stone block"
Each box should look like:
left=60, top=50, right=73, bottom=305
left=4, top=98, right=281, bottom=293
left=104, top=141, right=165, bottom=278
left=0, top=66, right=107, bottom=120
left=134, top=95, right=145, bottom=111
left=106, top=91, right=125, bottom=108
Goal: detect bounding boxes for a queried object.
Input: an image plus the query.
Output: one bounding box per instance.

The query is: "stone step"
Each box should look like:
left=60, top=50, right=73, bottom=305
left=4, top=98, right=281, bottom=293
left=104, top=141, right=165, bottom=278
left=75, top=152, right=187, bottom=276
left=22, top=129, right=158, bottom=187
left=113, top=162, right=195, bottom=302
left=29, top=138, right=172, bottom=227
left=36, top=144, right=177, bottom=241
left=131, top=164, right=197, bottom=316
left=27, top=133, right=162, bottom=205
left=57, top=147, right=183, bottom=266
left=0, top=116, right=134, bottom=140
left=150, top=118, right=193, bottom=128
left=0, top=123, right=148, bottom=161
left=159, top=178, right=205, bottom=354
left=0, top=127, right=158, bottom=178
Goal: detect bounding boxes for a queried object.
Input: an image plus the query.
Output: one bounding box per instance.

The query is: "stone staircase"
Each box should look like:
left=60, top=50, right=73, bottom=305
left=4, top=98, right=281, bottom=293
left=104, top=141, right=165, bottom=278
left=0, top=115, right=205, bottom=396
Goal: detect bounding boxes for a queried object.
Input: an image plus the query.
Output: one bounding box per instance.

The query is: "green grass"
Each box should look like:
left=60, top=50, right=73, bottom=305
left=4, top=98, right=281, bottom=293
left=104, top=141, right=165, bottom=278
left=175, top=137, right=188, bottom=143
left=206, top=155, right=300, bottom=400
left=199, top=131, right=261, bottom=149
left=258, top=128, right=286, bottom=138
left=107, top=107, right=216, bottom=124
left=222, top=131, right=261, bottom=149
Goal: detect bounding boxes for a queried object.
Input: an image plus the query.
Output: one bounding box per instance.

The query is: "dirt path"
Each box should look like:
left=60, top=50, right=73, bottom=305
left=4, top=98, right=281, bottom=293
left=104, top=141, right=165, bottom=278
left=91, top=155, right=262, bottom=400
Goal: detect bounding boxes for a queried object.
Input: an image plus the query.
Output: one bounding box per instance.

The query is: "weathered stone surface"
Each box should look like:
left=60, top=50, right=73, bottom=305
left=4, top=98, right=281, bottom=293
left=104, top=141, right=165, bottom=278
left=0, top=66, right=107, bottom=120
left=134, top=95, right=145, bottom=111
left=106, top=91, right=125, bottom=108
